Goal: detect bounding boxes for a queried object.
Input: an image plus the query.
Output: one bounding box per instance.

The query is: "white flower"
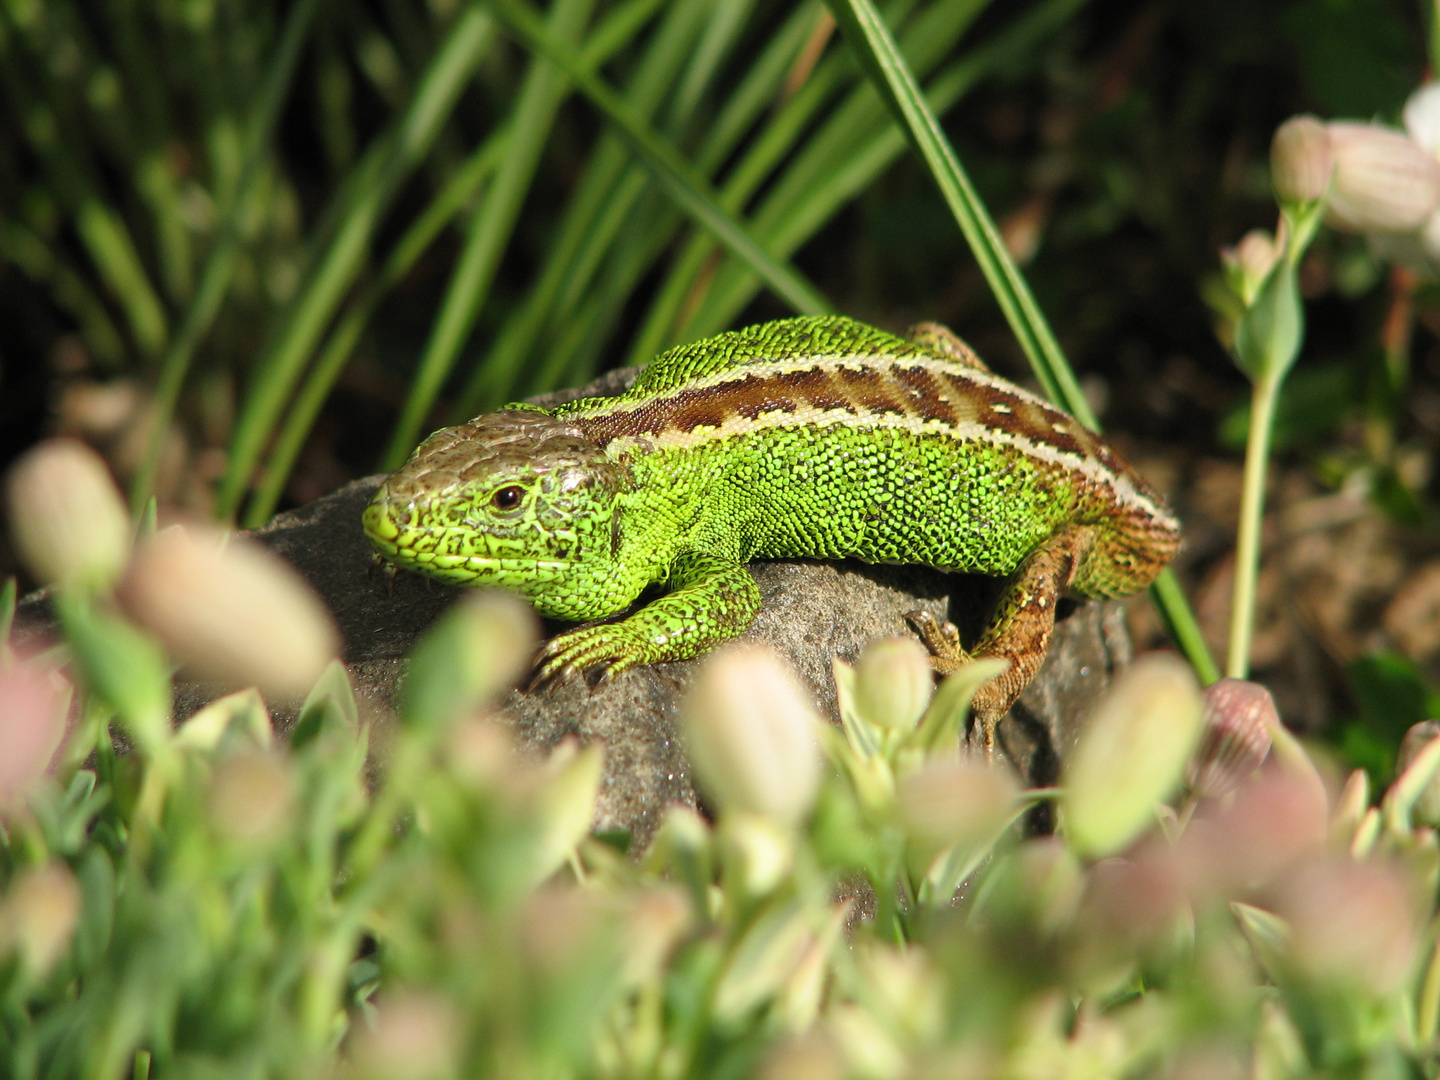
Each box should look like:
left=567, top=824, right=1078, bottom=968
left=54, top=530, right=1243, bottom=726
left=1324, top=121, right=1440, bottom=234
left=1404, top=82, right=1440, bottom=153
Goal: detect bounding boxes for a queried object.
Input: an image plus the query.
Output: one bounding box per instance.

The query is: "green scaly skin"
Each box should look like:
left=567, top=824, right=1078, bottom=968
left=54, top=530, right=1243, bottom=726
left=364, top=316, right=1181, bottom=747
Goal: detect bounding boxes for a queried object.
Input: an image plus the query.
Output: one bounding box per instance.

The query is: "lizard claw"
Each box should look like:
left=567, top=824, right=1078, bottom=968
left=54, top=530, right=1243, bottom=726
left=905, top=609, right=969, bottom=674
left=533, top=623, right=647, bottom=688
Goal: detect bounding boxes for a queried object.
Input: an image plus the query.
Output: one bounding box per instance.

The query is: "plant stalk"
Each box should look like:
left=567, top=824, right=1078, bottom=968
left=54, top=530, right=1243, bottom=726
left=1226, top=371, right=1281, bottom=679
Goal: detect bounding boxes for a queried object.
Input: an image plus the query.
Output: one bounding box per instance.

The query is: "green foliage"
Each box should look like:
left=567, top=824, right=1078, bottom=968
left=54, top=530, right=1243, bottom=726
left=0, top=0, right=1080, bottom=528
left=6, top=588, right=1440, bottom=1078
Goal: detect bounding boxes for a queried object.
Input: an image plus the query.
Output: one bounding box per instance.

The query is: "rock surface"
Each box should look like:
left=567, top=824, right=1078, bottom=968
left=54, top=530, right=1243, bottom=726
left=14, top=369, right=1137, bottom=850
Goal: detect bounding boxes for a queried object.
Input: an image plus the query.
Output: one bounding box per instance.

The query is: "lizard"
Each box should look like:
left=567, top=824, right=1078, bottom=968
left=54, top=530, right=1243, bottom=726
left=363, top=315, right=1181, bottom=750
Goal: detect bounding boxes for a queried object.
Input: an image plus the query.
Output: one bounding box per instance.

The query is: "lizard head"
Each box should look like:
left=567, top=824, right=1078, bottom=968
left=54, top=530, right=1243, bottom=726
left=363, top=409, right=632, bottom=620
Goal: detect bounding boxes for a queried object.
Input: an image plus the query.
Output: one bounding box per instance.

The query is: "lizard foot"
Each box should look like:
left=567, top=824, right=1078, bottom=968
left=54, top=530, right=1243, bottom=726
left=905, top=610, right=967, bottom=672
left=905, top=610, right=1006, bottom=758
left=533, top=622, right=652, bottom=686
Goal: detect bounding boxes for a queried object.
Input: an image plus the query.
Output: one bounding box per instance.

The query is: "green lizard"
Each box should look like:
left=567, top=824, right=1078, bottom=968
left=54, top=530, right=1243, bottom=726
left=364, top=315, right=1181, bottom=749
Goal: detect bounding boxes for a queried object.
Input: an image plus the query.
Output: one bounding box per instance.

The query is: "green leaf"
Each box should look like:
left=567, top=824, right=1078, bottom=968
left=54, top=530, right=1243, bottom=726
left=1234, top=257, right=1303, bottom=384
left=56, top=594, right=172, bottom=756
left=1233, top=901, right=1291, bottom=984
left=291, top=658, right=360, bottom=748
left=910, top=657, right=1008, bottom=756
left=0, top=576, right=15, bottom=649
left=401, top=591, right=536, bottom=731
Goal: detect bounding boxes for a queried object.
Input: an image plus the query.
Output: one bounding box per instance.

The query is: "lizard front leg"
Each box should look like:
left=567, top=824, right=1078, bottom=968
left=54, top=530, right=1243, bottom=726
left=537, top=551, right=761, bottom=681
left=910, top=524, right=1095, bottom=754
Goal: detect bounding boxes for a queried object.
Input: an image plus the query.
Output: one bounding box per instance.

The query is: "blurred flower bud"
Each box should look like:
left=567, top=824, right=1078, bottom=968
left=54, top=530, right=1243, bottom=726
left=1395, top=720, right=1440, bottom=828
left=1073, top=847, right=1189, bottom=979
left=622, top=886, right=692, bottom=986
left=206, top=750, right=295, bottom=849
left=1189, top=678, right=1274, bottom=799
left=401, top=590, right=537, bottom=731
left=1404, top=82, right=1440, bottom=153
left=1062, top=654, right=1204, bottom=858
left=445, top=713, right=517, bottom=789
left=898, top=758, right=1017, bottom=862
left=983, top=837, right=1085, bottom=935
left=520, top=886, right=618, bottom=978
left=1271, top=115, right=1333, bottom=204
left=857, top=943, right=945, bottom=1045
left=682, top=645, right=821, bottom=825
left=1178, top=768, right=1329, bottom=900
left=1, top=861, right=81, bottom=977
left=755, top=1034, right=843, bottom=1080
left=349, top=990, right=459, bottom=1080
left=720, top=812, right=795, bottom=899
left=5, top=439, right=130, bottom=592
left=0, top=657, right=71, bottom=810
left=854, top=635, right=934, bottom=732
left=118, top=525, right=340, bottom=703
left=827, top=1002, right=906, bottom=1080
left=1276, top=857, right=1423, bottom=995
left=1325, top=121, right=1440, bottom=234
left=1220, top=230, right=1281, bottom=306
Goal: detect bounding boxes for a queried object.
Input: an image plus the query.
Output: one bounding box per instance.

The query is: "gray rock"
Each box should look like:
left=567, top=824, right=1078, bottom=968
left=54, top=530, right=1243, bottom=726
left=14, top=369, right=1135, bottom=850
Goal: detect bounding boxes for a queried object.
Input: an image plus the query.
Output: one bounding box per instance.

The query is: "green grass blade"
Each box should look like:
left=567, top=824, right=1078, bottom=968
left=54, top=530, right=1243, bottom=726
left=218, top=6, right=496, bottom=523
left=130, top=0, right=325, bottom=513
left=0, top=218, right=127, bottom=367
left=377, top=0, right=601, bottom=472
left=682, top=0, right=1045, bottom=342
left=378, top=0, right=598, bottom=472
left=450, top=0, right=720, bottom=418
left=75, top=198, right=169, bottom=360
left=246, top=138, right=513, bottom=524
left=823, top=0, right=1091, bottom=423
left=251, top=0, right=670, bottom=513
left=824, top=0, right=1216, bottom=682
left=486, top=0, right=832, bottom=318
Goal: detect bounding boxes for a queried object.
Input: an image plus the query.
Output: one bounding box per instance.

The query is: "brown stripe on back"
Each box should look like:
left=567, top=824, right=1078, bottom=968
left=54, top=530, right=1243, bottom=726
left=997, top=397, right=1087, bottom=458
left=831, top=363, right=913, bottom=417
left=890, top=363, right=946, bottom=420
left=579, top=370, right=813, bottom=446
left=769, top=365, right=852, bottom=412
left=923, top=369, right=984, bottom=428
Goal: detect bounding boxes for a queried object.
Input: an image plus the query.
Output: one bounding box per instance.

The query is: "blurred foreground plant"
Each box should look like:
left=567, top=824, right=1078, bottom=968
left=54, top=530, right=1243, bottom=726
left=6, top=432, right=1440, bottom=1076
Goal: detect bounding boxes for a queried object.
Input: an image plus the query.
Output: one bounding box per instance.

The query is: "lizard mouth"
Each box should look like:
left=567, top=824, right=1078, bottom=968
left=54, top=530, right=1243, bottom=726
left=363, top=495, right=570, bottom=582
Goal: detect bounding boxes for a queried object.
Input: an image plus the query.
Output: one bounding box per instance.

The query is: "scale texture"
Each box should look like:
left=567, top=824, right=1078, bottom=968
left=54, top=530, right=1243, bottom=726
left=364, top=315, right=1181, bottom=738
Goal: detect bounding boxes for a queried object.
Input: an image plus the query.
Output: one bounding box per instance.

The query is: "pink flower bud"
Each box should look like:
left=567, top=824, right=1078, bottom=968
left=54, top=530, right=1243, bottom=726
left=1271, top=115, right=1333, bottom=204
left=1325, top=121, right=1440, bottom=234
left=1189, top=678, right=1274, bottom=799
left=1276, top=857, right=1424, bottom=994
left=1, top=862, right=81, bottom=977
left=1220, top=230, right=1281, bottom=306
left=1404, top=83, right=1440, bottom=153
left=349, top=990, right=459, bottom=1080
left=118, top=525, right=340, bottom=703
left=0, top=657, right=71, bottom=810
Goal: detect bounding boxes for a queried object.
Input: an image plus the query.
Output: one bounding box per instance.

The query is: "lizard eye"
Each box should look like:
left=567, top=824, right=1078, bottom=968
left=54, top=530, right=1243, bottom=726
left=491, top=485, right=525, bottom=511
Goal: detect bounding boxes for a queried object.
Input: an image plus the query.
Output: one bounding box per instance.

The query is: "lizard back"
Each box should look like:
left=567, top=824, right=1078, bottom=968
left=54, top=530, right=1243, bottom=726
left=556, top=318, right=1179, bottom=595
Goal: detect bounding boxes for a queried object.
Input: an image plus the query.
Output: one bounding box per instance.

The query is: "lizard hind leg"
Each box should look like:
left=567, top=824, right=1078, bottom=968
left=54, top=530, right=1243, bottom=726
left=909, top=524, right=1096, bottom=755
left=905, top=322, right=990, bottom=371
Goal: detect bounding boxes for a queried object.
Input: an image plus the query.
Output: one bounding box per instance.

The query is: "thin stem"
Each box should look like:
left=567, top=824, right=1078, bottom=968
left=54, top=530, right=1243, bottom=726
left=1226, top=372, right=1280, bottom=680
